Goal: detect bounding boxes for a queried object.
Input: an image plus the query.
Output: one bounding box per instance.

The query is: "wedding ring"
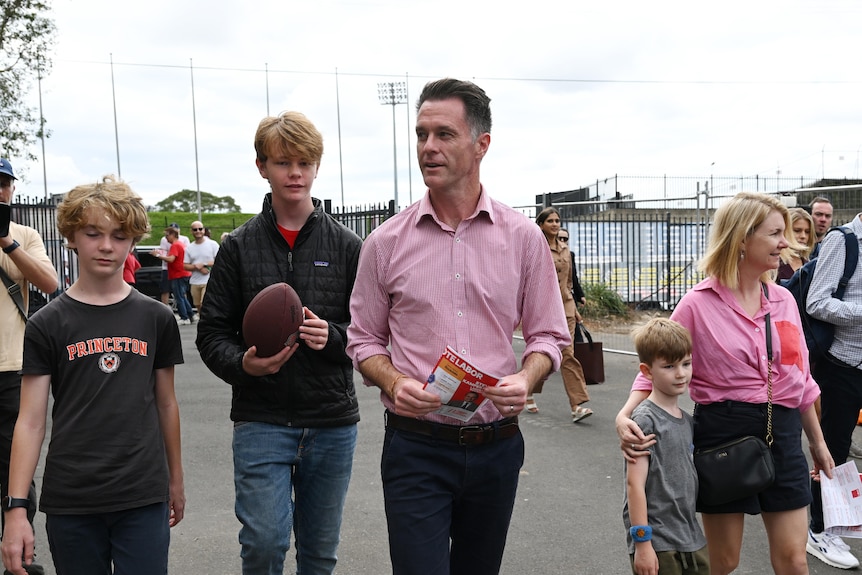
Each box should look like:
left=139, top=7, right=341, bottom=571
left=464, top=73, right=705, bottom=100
left=631, top=443, right=636, bottom=450
left=509, top=404, right=514, bottom=413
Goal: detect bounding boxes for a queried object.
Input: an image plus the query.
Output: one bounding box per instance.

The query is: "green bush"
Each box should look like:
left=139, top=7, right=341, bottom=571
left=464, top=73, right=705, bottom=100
left=582, top=282, right=629, bottom=319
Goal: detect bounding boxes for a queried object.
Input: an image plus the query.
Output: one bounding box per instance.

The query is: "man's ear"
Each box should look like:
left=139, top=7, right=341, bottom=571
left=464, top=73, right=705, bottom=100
left=638, top=362, right=654, bottom=382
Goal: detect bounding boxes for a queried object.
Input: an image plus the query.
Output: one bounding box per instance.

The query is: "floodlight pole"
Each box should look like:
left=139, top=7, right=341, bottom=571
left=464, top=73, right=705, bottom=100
left=378, top=81, right=407, bottom=213
left=190, top=59, right=202, bottom=220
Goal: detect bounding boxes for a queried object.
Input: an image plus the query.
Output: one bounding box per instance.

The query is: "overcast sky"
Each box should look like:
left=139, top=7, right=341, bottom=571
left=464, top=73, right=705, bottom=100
left=13, top=0, right=862, bottom=213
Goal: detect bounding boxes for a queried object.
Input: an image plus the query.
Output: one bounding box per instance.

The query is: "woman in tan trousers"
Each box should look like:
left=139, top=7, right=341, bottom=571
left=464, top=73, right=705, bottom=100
left=527, top=207, right=592, bottom=422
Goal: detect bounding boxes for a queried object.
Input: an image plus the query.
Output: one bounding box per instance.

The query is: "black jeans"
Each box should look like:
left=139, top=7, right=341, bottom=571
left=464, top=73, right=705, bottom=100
left=809, top=356, right=862, bottom=532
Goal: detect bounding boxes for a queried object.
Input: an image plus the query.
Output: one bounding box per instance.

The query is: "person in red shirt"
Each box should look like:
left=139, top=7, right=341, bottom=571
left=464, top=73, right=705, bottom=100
left=122, top=251, right=140, bottom=285
left=154, top=227, right=193, bottom=324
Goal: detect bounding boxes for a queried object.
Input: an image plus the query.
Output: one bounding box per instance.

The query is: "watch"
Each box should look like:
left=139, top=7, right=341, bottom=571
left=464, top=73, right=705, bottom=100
left=1, top=496, right=30, bottom=511
left=1, top=240, right=19, bottom=254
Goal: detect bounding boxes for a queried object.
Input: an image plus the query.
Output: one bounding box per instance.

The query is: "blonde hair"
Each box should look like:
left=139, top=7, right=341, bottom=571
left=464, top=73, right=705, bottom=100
left=631, top=318, right=692, bottom=365
left=782, top=207, right=816, bottom=261
left=254, top=111, right=323, bottom=165
left=698, top=192, right=791, bottom=289
left=57, top=175, right=150, bottom=243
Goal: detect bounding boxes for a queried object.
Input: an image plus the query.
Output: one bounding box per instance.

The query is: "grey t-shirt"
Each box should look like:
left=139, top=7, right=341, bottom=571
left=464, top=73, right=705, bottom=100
left=623, top=399, right=707, bottom=553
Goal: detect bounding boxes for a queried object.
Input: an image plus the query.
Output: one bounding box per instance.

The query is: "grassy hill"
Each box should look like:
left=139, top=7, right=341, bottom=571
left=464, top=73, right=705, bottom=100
left=145, top=212, right=255, bottom=244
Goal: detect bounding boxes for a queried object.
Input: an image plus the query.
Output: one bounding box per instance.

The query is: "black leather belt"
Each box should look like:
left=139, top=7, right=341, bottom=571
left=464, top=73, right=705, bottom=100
left=385, top=411, right=519, bottom=446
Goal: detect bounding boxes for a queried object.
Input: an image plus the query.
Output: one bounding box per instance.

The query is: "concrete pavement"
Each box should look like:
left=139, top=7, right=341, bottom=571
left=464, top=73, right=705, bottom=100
left=26, top=326, right=862, bottom=574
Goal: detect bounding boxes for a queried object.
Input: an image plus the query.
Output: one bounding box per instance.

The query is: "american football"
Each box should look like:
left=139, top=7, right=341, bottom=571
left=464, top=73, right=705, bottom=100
left=242, top=283, right=304, bottom=358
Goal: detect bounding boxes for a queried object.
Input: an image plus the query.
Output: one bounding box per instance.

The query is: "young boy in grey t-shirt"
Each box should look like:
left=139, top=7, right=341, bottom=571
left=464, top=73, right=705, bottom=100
left=623, top=318, right=708, bottom=575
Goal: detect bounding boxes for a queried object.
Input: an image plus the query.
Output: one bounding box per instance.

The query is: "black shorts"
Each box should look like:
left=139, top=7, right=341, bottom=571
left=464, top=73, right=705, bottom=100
left=159, top=269, right=170, bottom=294
left=693, top=401, right=811, bottom=514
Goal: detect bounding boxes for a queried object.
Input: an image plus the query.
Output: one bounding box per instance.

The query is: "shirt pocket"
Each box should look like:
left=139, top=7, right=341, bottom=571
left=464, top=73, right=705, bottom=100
left=775, top=320, right=804, bottom=372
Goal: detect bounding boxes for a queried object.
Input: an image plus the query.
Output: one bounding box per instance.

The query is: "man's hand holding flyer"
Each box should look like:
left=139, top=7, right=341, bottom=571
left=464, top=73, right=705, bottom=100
left=424, top=347, right=499, bottom=422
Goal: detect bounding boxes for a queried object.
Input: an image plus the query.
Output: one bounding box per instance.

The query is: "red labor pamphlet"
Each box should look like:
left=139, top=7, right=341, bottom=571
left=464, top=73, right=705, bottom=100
left=424, top=347, right=500, bottom=423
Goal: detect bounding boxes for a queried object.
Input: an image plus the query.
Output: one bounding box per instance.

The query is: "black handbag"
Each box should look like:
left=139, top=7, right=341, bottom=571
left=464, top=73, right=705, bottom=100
left=693, top=286, right=776, bottom=506
left=573, top=323, right=604, bottom=384
left=693, top=435, right=775, bottom=506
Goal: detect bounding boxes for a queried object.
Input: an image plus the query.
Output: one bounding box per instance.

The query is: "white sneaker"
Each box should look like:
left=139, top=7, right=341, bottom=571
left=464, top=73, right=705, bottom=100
left=849, top=441, right=862, bottom=459
left=177, top=318, right=191, bottom=326
left=807, top=529, right=860, bottom=569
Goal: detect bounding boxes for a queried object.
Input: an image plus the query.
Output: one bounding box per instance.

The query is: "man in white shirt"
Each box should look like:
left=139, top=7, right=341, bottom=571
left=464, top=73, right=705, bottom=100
left=183, top=220, right=219, bottom=318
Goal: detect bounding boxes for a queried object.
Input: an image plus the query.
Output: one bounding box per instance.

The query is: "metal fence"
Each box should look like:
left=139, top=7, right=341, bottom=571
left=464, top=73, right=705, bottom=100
left=324, top=199, right=394, bottom=238
left=11, top=176, right=861, bottom=329
left=7, top=196, right=76, bottom=314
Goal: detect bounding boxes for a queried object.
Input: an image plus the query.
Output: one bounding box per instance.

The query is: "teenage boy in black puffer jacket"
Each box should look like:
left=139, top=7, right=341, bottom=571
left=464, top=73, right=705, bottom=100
left=196, top=111, right=361, bottom=575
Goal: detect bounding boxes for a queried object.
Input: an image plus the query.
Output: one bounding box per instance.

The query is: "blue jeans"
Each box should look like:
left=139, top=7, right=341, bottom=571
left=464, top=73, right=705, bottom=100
left=381, top=424, right=525, bottom=575
left=170, top=276, right=192, bottom=320
left=45, top=502, right=169, bottom=575
left=232, top=422, right=356, bottom=575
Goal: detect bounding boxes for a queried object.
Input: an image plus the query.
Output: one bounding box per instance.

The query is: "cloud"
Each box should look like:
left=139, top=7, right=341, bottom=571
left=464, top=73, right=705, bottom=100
left=13, top=0, right=862, bottom=213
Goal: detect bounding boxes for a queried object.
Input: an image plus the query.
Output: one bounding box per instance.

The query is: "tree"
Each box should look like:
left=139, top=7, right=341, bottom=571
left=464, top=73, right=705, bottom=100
left=155, top=189, right=242, bottom=213
left=0, top=1, right=56, bottom=164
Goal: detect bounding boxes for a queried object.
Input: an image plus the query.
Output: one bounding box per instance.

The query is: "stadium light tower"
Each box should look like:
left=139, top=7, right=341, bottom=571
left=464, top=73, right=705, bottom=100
left=377, top=81, right=408, bottom=212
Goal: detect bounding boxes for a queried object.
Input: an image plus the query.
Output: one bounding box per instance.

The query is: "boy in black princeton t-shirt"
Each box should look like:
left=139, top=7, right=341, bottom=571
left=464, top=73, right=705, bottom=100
left=0, top=176, right=185, bottom=575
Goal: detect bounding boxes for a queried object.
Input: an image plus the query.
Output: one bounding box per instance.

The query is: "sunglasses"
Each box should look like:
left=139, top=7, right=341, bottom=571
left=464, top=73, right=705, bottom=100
left=558, top=236, right=569, bottom=242
left=191, top=227, right=204, bottom=231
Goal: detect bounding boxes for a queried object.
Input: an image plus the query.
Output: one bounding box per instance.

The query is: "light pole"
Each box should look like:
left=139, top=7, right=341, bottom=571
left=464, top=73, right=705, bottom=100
left=377, top=81, right=407, bottom=212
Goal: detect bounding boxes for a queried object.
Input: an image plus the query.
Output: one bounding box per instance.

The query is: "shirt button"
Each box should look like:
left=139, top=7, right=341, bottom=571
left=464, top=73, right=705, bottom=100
left=457, top=311, right=463, bottom=317
left=755, top=327, right=761, bottom=332
left=461, top=349, right=467, bottom=355
left=455, top=237, right=461, bottom=243
left=455, top=273, right=461, bottom=279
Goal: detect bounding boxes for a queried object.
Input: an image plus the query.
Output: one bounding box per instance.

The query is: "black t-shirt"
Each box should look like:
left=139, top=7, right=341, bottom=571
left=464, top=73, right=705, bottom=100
left=23, top=289, right=183, bottom=514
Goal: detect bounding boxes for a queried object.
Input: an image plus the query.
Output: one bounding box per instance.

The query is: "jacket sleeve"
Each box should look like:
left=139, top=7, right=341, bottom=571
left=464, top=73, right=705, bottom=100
left=195, top=236, right=257, bottom=387
left=571, top=252, right=586, bottom=302
left=315, top=231, right=361, bottom=365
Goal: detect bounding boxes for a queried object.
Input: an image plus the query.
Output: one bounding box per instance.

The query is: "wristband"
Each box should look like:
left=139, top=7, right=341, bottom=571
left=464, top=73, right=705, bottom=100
left=630, top=525, right=652, bottom=542
left=2, top=240, right=19, bottom=254
left=2, top=496, right=30, bottom=511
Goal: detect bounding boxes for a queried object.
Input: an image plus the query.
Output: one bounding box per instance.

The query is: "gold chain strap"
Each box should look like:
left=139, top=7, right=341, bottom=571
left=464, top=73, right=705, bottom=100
left=765, top=358, right=774, bottom=447
left=763, top=284, right=774, bottom=448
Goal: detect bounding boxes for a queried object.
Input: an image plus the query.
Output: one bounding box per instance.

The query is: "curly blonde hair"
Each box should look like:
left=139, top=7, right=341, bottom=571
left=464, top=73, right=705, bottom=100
left=57, top=175, right=151, bottom=244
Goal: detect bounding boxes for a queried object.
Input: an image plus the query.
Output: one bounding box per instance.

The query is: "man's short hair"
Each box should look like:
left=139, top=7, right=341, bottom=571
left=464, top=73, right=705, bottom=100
left=57, top=175, right=150, bottom=243
left=254, top=111, right=324, bottom=165
left=809, top=196, right=832, bottom=208
left=631, top=318, right=692, bottom=366
left=164, top=226, right=179, bottom=239
left=416, top=78, right=492, bottom=141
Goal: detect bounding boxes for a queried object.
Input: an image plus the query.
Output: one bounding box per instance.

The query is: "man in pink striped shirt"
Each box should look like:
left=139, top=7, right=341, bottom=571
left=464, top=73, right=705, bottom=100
left=347, top=78, right=569, bottom=575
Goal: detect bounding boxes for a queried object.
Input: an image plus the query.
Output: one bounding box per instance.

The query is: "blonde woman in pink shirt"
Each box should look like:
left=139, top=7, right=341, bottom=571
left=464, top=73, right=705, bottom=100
left=616, top=192, right=834, bottom=575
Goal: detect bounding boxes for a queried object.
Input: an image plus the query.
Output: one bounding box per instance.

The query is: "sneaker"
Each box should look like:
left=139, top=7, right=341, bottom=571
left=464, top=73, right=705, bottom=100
left=191, top=313, right=199, bottom=324
left=849, top=441, right=862, bottom=459
left=177, top=318, right=191, bottom=326
left=807, top=529, right=860, bottom=569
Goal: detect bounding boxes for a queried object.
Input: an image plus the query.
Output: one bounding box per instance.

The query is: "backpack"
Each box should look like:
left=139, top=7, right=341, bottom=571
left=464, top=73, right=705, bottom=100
left=780, top=226, right=859, bottom=364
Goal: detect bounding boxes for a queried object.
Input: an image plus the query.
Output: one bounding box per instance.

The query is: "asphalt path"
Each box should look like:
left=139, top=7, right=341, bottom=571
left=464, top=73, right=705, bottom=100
left=24, top=326, right=862, bottom=574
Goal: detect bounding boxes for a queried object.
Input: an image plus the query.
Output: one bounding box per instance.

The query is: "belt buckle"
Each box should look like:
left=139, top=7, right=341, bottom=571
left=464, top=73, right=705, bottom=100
left=458, top=425, right=485, bottom=446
